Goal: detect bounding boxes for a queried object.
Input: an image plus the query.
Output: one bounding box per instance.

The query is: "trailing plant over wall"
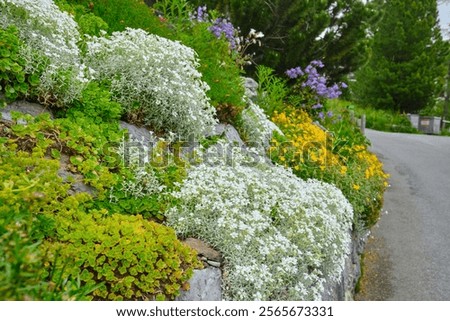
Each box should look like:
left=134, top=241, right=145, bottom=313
left=44, top=211, right=201, bottom=300
left=166, top=142, right=353, bottom=300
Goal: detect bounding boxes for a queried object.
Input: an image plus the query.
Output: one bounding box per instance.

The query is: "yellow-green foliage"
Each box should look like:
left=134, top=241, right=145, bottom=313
left=45, top=211, right=200, bottom=300
left=0, top=113, right=201, bottom=300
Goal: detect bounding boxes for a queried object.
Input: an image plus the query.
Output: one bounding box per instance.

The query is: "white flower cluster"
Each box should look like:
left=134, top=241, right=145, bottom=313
left=0, top=0, right=88, bottom=105
left=112, top=141, right=164, bottom=200
left=166, top=144, right=353, bottom=300
left=240, top=99, right=282, bottom=148
left=85, top=28, right=217, bottom=139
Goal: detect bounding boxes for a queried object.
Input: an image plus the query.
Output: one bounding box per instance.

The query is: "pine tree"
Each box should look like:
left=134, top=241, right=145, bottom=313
left=354, top=0, right=448, bottom=113
left=189, top=0, right=371, bottom=82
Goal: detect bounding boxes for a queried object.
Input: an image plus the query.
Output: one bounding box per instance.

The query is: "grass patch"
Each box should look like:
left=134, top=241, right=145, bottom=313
left=326, top=99, right=418, bottom=134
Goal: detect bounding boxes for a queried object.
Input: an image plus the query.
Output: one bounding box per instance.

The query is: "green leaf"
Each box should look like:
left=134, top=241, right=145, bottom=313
left=5, top=84, right=15, bottom=94
left=51, top=149, right=61, bottom=159
left=0, top=58, right=11, bottom=71
left=15, top=73, right=25, bottom=83
left=11, top=63, right=22, bottom=73
left=0, top=48, right=11, bottom=57
left=29, top=74, right=40, bottom=86
left=156, top=293, right=166, bottom=301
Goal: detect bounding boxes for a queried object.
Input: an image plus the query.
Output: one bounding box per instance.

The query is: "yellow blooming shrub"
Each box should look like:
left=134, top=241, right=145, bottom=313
left=270, top=107, right=389, bottom=228
left=270, top=109, right=340, bottom=177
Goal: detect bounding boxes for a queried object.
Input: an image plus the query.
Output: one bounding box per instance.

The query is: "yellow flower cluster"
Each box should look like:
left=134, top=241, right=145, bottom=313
left=339, top=144, right=389, bottom=181
left=270, top=109, right=340, bottom=174
left=270, top=107, right=389, bottom=228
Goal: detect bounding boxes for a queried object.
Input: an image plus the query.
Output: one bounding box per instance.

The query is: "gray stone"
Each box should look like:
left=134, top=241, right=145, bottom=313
left=58, top=155, right=97, bottom=196
left=119, top=121, right=155, bottom=149
left=213, top=124, right=245, bottom=147
left=242, top=77, right=258, bottom=101
left=1, top=100, right=54, bottom=122
left=183, top=238, right=222, bottom=262
left=176, top=268, right=222, bottom=301
left=207, top=261, right=221, bottom=268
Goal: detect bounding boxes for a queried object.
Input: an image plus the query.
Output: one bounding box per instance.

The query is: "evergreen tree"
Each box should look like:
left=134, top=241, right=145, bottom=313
left=188, top=0, right=371, bottom=82
left=354, top=0, right=448, bottom=113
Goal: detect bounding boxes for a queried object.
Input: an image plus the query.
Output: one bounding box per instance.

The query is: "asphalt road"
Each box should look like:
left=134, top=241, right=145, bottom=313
left=356, top=129, right=450, bottom=301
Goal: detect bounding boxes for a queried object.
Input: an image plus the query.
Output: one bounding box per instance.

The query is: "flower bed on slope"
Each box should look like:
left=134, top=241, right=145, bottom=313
left=166, top=143, right=353, bottom=300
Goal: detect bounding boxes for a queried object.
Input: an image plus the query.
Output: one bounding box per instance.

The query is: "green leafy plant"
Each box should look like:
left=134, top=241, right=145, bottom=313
left=65, top=0, right=174, bottom=37
left=326, top=99, right=418, bottom=134
left=0, top=134, right=95, bottom=300
left=1, top=0, right=88, bottom=107
left=176, top=23, right=245, bottom=124
left=44, top=211, right=201, bottom=300
left=0, top=26, right=41, bottom=104
left=55, top=0, right=108, bottom=37
left=255, top=65, right=288, bottom=115
left=1, top=112, right=201, bottom=300
left=153, top=0, right=191, bottom=21
left=67, top=81, right=122, bottom=123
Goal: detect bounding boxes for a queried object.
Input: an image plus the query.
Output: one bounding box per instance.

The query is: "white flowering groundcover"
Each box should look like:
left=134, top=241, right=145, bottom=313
left=240, top=99, right=281, bottom=148
left=166, top=144, right=353, bottom=300
left=85, top=28, right=217, bottom=139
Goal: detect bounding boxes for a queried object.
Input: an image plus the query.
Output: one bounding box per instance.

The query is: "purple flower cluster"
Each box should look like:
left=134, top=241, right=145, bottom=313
left=318, top=111, right=333, bottom=120
left=286, top=67, right=304, bottom=79
left=209, top=18, right=238, bottom=49
left=190, top=5, right=208, bottom=22
left=286, top=60, right=347, bottom=100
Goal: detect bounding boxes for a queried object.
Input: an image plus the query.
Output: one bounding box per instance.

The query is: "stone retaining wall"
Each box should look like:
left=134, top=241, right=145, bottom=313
left=178, top=231, right=368, bottom=301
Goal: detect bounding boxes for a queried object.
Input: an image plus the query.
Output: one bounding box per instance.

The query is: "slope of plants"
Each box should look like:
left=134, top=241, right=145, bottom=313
left=0, top=0, right=388, bottom=301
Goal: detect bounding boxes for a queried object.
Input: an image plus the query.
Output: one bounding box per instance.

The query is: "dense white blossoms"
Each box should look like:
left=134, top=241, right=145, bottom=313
left=240, top=99, right=281, bottom=148
left=85, top=28, right=217, bottom=139
left=166, top=144, right=353, bottom=300
left=0, top=0, right=88, bottom=105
